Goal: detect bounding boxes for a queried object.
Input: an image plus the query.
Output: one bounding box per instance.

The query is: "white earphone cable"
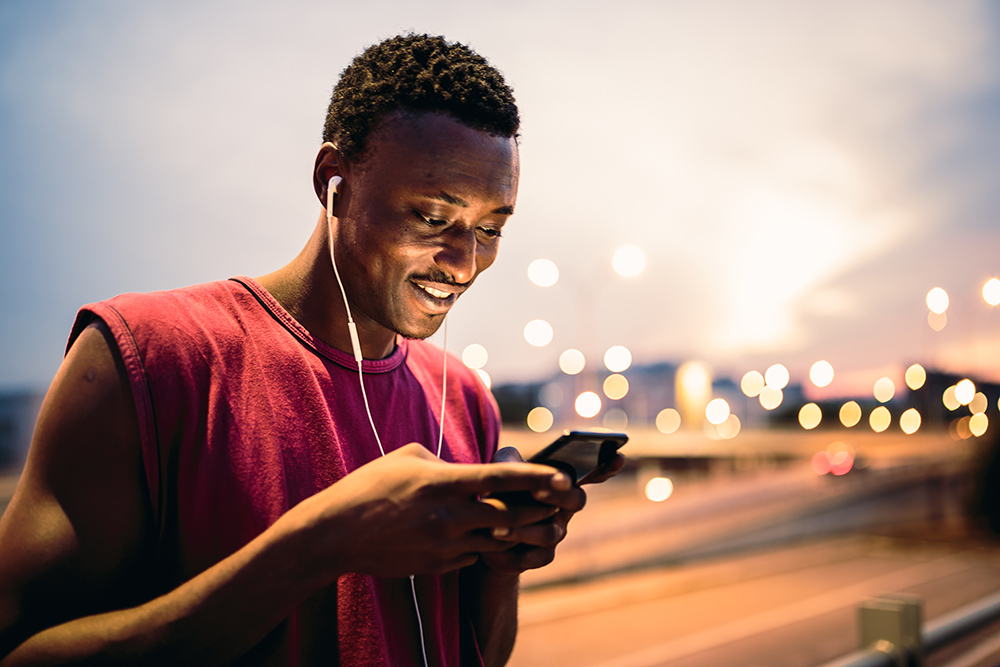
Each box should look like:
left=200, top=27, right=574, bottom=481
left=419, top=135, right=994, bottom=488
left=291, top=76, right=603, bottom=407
left=328, top=180, right=445, bottom=667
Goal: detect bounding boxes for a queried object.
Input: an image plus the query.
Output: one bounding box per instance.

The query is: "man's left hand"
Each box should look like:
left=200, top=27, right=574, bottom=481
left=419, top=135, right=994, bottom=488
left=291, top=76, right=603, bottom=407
left=480, top=446, right=626, bottom=573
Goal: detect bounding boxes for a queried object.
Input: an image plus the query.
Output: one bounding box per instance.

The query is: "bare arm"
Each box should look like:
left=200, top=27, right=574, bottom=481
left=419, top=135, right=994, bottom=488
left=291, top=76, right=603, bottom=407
left=0, top=322, right=570, bottom=665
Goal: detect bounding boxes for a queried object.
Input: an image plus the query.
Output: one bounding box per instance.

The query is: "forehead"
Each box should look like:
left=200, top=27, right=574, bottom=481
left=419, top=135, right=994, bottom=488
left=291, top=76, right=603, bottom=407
left=356, top=111, right=520, bottom=200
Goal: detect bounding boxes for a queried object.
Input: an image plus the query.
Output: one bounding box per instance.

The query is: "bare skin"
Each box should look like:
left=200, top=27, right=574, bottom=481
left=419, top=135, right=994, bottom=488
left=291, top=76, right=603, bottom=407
left=0, top=111, right=624, bottom=665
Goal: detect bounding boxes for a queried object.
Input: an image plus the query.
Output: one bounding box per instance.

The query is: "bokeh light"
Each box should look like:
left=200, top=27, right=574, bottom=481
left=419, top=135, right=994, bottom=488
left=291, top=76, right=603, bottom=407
left=759, top=386, right=783, bottom=410
left=809, top=360, right=834, bottom=388
left=971, top=392, right=988, bottom=415
left=829, top=443, right=855, bottom=475
left=765, top=364, right=790, bottom=389
left=870, top=406, right=891, bottom=433
left=527, top=258, right=559, bottom=287
left=559, top=349, right=586, bottom=375
left=475, top=368, right=491, bottom=389
left=900, top=408, right=921, bottom=435
left=798, top=403, right=822, bottom=430
left=873, top=377, right=895, bottom=403
left=928, top=311, right=947, bottom=331
left=718, top=414, right=741, bottom=439
left=656, top=408, right=681, bottom=434
left=612, top=245, right=646, bottom=277
left=926, top=287, right=949, bottom=314
left=526, top=407, right=554, bottom=433
left=462, top=343, right=488, bottom=369
left=645, top=477, right=674, bottom=502
left=983, top=278, right=1000, bottom=307
left=705, top=398, right=731, bottom=425
left=523, top=319, right=553, bottom=347
left=603, top=408, right=628, bottom=431
left=677, top=361, right=712, bottom=426
left=840, top=401, right=862, bottom=427
left=575, top=391, right=602, bottom=418
left=971, top=413, right=989, bottom=437
left=603, top=374, right=630, bottom=400
left=741, top=370, right=765, bottom=397
left=905, top=364, right=926, bottom=391
left=943, top=386, right=960, bottom=411
left=604, top=345, right=632, bottom=372
left=955, top=379, right=976, bottom=405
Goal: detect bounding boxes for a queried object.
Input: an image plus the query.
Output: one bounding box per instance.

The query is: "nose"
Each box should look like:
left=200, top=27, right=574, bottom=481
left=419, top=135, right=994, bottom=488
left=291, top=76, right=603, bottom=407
left=434, top=228, right=479, bottom=285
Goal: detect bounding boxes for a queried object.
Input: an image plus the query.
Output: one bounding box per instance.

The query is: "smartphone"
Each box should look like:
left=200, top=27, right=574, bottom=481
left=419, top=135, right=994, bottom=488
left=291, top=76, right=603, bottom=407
left=527, top=430, right=628, bottom=485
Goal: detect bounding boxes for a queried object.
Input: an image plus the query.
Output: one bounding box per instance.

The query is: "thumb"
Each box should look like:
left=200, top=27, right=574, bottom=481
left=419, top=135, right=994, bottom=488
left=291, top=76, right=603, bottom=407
left=491, top=446, right=525, bottom=464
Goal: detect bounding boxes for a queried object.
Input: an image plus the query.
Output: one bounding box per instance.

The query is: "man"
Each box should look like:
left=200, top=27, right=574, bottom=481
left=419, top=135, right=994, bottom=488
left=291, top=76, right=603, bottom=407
left=0, top=34, right=622, bottom=665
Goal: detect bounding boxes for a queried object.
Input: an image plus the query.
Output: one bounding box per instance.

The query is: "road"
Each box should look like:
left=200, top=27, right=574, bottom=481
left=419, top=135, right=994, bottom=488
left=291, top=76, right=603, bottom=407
left=505, top=428, right=1000, bottom=667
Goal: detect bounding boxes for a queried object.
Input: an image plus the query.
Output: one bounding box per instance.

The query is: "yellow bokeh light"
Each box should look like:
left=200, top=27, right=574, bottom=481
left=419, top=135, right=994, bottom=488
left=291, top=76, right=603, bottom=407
left=612, top=245, right=646, bottom=277
left=527, top=258, right=559, bottom=287
left=926, top=287, right=949, bottom=314
left=741, top=370, right=765, bottom=397
left=645, top=477, right=674, bottom=502
left=971, top=392, right=988, bottom=415
left=475, top=368, right=491, bottom=389
left=526, top=407, right=554, bottom=433
left=870, top=405, right=891, bottom=433
left=905, top=364, right=926, bottom=391
left=900, top=408, right=921, bottom=435
left=953, top=416, right=972, bottom=440
left=718, top=414, right=741, bottom=439
left=656, top=408, right=681, bottom=434
left=840, top=401, right=862, bottom=428
left=809, top=361, right=834, bottom=388
left=604, top=345, right=632, bottom=372
left=603, top=374, right=630, bottom=400
left=759, top=386, right=783, bottom=410
left=462, top=343, right=488, bottom=369
left=705, top=398, right=731, bottom=425
left=943, top=386, right=960, bottom=411
left=984, top=278, right=1000, bottom=307
left=928, top=311, right=947, bottom=331
left=559, top=349, right=586, bottom=375
left=575, top=391, right=602, bottom=418
left=798, top=403, right=822, bottom=430
left=677, top=361, right=712, bottom=427
left=765, top=364, right=790, bottom=389
left=971, top=413, right=989, bottom=437
left=523, top=319, right=553, bottom=347
left=873, top=377, right=895, bottom=404
left=955, top=379, right=975, bottom=405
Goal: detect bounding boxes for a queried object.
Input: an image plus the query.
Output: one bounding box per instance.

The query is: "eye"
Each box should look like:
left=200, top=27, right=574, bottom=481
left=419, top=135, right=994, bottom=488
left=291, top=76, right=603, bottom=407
left=478, top=227, right=503, bottom=239
left=413, top=210, right=448, bottom=227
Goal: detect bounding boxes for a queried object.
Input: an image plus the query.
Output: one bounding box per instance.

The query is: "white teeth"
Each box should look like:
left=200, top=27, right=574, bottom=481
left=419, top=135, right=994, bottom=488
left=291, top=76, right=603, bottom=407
left=420, top=285, right=451, bottom=299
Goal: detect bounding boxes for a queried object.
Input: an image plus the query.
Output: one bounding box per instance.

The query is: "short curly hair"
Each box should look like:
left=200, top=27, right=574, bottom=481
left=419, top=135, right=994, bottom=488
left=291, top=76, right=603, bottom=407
left=323, top=34, right=520, bottom=163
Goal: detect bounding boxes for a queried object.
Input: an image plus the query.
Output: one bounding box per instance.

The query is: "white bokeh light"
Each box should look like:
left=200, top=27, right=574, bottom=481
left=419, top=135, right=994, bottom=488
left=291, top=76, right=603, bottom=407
left=558, top=349, right=586, bottom=375
left=612, top=245, right=646, bottom=277
left=461, top=343, right=488, bottom=369
left=604, top=345, right=632, bottom=372
left=523, top=319, right=554, bottom=347
left=527, top=258, right=559, bottom=287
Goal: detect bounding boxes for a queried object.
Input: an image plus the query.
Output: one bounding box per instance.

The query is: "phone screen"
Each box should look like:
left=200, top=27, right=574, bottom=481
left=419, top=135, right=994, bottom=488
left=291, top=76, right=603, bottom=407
left=529, top=431, right=628, bottom=484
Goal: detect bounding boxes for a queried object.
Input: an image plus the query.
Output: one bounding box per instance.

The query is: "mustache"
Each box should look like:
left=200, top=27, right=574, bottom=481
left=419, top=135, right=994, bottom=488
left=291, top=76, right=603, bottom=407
left=411, top=272, right=471, bottom=289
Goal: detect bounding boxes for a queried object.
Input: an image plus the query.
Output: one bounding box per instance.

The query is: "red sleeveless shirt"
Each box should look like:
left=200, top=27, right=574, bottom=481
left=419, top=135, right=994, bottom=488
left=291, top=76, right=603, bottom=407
left=69, top=277, right=500, bottom=666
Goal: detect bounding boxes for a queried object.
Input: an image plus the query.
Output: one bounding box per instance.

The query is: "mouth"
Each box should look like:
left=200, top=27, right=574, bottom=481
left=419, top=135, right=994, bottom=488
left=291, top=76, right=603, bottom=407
left=410, top=280, right=465, bottom=314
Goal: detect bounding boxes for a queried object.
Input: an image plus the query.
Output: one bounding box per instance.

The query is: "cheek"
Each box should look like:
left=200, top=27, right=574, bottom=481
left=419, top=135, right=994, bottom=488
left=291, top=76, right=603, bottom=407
left=476, top=245, right=499, bottom=274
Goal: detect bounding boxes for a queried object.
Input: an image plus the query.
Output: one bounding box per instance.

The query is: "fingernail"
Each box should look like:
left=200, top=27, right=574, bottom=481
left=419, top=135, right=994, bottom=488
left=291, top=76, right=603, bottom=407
left=493, top=526, right=511, bottom=538
left=552, top=473, right=572, bottom=491
left=535, top=488, right=551, bottom=500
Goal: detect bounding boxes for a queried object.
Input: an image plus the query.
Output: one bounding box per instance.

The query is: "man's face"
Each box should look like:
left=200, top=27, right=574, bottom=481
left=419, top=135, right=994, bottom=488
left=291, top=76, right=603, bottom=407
left=335, top=111, right=520, bottom=341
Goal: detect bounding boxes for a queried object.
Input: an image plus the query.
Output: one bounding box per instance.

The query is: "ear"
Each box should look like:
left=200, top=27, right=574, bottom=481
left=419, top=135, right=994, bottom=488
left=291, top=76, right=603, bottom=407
left=313, top=142, right=346, bottom=214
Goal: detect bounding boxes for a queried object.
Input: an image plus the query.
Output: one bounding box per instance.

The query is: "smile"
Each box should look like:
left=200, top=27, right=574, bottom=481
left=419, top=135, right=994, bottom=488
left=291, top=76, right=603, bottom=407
left=420, top=285, right=451, bottom=299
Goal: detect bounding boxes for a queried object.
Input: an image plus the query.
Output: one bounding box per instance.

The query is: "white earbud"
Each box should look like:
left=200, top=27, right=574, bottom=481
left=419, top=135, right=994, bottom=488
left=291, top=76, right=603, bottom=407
left=326, top=175, right=343, bottom=222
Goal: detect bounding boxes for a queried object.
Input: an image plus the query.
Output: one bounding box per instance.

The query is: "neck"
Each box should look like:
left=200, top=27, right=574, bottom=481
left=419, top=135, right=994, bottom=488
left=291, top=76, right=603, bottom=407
left=255, top=212, right=398, bottom=359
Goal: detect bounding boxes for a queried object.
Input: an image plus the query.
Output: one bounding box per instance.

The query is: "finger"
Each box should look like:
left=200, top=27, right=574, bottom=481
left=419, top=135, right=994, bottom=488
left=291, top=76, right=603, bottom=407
left=531, top=485, right=586, bottom=512
left=452, top=462, right=572, bottom=497
left=580, top=453, right=627, bottom=485
left=505, top=516, right=569, bottom=548
left=491, top=446, right=525, bottom=464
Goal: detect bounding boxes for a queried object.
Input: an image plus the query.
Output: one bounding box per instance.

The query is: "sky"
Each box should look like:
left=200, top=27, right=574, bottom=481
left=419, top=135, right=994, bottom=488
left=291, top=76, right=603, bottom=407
left=1, top=0, right=999, bottom=401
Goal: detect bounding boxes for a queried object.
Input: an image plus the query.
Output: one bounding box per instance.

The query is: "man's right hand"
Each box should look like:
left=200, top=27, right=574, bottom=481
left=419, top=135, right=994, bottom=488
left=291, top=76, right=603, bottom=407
left=285, top=443, right=572, bottom=581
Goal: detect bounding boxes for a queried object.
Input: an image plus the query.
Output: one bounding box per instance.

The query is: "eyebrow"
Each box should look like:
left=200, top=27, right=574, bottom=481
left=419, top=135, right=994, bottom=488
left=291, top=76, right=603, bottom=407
left=427, top=191, right=515, bottom=216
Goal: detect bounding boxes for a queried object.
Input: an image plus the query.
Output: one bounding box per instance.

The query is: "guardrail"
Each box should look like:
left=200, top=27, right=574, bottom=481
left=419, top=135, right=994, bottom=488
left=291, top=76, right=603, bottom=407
left=817, top=590, right=1000, bottom=667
